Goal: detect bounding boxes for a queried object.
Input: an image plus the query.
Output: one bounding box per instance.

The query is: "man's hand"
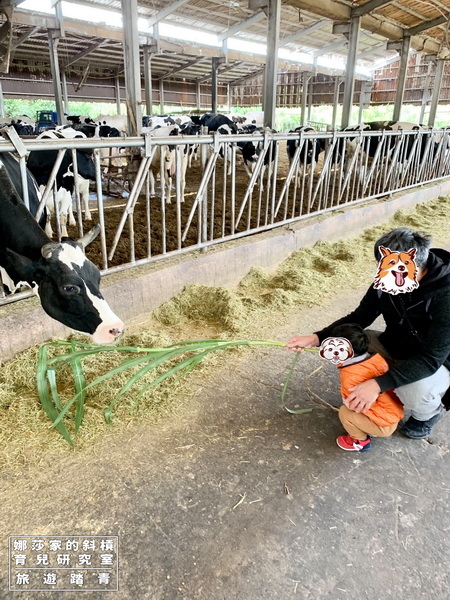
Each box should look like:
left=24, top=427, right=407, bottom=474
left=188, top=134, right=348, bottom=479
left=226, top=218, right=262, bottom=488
left=287, top=334, right=319, bottom=352
left=344, top=379, right=381, bottom=413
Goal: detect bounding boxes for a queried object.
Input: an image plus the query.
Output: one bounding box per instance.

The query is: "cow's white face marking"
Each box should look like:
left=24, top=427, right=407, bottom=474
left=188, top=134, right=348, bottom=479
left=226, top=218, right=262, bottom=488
left=85, top=286, right=124, bottom=344
left=58, top=243, right=87, bottom=269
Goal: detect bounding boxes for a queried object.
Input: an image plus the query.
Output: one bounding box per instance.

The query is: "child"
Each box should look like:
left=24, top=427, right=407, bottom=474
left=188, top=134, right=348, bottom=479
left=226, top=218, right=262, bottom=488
left=330, top=323, right=404, bottom=452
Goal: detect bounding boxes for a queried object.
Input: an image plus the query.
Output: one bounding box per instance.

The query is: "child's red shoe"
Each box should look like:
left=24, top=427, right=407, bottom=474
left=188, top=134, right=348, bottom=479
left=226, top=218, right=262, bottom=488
left=336, top=434, right=371, bottom=452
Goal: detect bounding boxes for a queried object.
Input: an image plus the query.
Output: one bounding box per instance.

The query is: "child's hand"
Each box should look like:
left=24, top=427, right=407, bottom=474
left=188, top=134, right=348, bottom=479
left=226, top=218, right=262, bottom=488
left=287, top=334, right=319, bottom=352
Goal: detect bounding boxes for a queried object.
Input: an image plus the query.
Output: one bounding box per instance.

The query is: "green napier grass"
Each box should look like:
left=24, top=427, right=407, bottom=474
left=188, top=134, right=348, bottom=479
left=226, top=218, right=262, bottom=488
left=0, top=195, right=448, bottom=467
left=37, top=338, right=319, bottom=446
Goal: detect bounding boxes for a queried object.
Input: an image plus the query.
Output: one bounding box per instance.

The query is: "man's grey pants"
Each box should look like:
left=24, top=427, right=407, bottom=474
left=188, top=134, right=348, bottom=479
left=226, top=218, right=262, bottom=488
left=366, top=330, right=450, bottom=421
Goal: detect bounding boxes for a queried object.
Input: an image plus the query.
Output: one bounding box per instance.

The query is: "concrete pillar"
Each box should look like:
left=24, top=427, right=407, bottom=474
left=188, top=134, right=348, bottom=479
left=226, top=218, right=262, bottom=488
left=143, top=46, right=153, bottom=116
left=428, top=59, right=445, bottom=127
left=48, top=29, right=65, bottom=125
left=211, top=57, right=219, bottom=113
left=341, top=16, right=360, bottom=129
left=392, top=35, right=411, bottom=122
left=115, top=75, right=121, bottom=115
left=0, top=81, right=5, bottom=117
left=263, top=0, right=281, bottom=128
left=121, top=0, right=142, bottom=135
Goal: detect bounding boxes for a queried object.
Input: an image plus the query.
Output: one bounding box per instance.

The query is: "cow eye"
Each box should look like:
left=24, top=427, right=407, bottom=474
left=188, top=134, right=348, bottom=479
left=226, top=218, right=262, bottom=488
left=62, top=284, right=80, bottom=295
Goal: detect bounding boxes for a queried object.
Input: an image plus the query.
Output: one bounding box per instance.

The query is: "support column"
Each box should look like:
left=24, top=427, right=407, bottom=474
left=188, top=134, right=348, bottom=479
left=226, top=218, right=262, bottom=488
left=61, top=70, right=69, bottom=114
left=48, top=29, right=65, bottom=125
left=211, top=56, right=219, bottom=113
left=428, top=58, right=445, bottom=127
left=143, top=45, right=153, bottom=116
left=0, top=81, right=5, bottom=117
left=263, top=0, right=281, bottom=129
left=300, top=73, right=309, bottom=125
left=159, top=79, right=164, bottom=114
left=332, top=77, right=343, bottom=129
left=341, top=16, right=360, bottom=129
left=115, top=75, right=121, bottom=115
left=419, top=62, right=433, bottom=124
left=196, top=82, right=201, bottom=111
left=392, top=35, right=411, bottom=122
left=121, top=0, right=142, bottom=135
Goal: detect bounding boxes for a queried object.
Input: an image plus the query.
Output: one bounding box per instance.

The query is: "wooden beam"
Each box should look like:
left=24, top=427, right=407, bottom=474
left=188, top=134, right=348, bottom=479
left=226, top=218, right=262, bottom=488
left=12, top=25, right=40, bottom=50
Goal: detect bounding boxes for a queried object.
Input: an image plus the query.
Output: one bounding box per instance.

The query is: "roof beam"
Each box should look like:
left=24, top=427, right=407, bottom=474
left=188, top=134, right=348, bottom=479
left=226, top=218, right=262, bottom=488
left=11, top=25, right=40, bottom=50
left=147, top=0, right=191, bottom=27
left=197, top=60, right=247, bottom=83
left=280, top=19, right=328, bottom=46
left=352, top=0, right=392, bottom=18
left=284, top=0, right=441, bottom=55
left=228, top=66, right=266, bottom=86
left=64, top=39, right=110, bottom=67
left=407, top=15, right=448, bottom=37
left=217, top=11, right=265, bottom=41
left=158, top=56, right=206, bottom=80
left=357, top=41, right=387, bottom=59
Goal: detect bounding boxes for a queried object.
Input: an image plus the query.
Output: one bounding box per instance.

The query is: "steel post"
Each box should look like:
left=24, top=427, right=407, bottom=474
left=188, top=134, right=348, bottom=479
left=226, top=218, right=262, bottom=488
left=392, top=35, right=411, bottom=122
left=121, top=0, right=142, bottom=134
left=263, top=0, right=281, bottom=129
left=143, top=45, right=153, bottom=116
left=428, top=59, right=445, bottom=127
left=341, top=15, right=361, bottom=129
left=48, top=29, right=65, bottom=125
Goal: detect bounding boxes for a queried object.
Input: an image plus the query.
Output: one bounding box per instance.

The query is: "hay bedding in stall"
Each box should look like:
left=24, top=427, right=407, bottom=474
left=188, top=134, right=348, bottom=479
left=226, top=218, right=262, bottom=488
left=0, top=196, right=449, bottom=470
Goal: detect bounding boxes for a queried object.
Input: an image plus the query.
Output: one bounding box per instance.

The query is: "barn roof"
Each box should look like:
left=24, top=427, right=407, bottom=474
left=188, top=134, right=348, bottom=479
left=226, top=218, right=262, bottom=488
left=4, top=0, right=450, bottom=87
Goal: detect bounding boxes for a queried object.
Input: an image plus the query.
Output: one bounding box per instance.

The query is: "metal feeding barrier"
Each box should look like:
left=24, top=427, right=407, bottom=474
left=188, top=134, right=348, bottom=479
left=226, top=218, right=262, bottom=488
left=1, top=126, right=450, bottom=307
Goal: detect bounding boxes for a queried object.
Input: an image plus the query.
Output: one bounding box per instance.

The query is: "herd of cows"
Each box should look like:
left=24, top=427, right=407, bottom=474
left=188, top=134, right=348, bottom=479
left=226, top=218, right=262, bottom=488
left=0, top=110, right=448, bottom=343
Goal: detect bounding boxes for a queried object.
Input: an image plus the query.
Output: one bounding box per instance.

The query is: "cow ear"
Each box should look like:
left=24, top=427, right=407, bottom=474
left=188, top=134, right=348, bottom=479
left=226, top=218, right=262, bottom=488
left=41, top=243, right=62, bottom=260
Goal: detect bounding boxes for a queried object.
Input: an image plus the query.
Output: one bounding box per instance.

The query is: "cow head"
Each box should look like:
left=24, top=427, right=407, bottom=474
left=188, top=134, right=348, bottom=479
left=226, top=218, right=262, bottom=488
left=2, top=226, right=124, bottom=344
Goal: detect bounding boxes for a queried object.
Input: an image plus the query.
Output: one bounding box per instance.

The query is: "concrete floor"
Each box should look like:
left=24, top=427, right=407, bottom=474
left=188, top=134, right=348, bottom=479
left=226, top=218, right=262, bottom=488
left=1, top=290, right=449, bottom=600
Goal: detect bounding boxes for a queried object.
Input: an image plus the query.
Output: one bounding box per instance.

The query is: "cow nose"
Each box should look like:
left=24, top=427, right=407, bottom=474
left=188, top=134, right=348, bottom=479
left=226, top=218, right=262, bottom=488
left=109, top=327, right=123, bottom=337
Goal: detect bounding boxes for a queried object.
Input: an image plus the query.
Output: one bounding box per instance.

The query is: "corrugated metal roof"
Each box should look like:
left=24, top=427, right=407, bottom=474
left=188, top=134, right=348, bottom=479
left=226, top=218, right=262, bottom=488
left=2, top=0, right=450, bottom=90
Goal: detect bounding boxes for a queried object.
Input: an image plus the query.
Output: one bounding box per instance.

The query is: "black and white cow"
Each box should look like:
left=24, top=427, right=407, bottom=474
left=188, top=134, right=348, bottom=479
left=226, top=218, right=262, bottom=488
left=0, top=154, right=124, bottom=343
left=238, top=126, right=277, bottom=178
left=27, top=128, right=96, bottom=237
left=286, top=126, right=326, bottom=177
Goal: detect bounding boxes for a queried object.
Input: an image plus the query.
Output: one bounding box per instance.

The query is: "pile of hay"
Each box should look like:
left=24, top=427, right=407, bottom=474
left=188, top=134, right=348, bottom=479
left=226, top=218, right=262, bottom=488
left=0, top=195, right=449, bottom=468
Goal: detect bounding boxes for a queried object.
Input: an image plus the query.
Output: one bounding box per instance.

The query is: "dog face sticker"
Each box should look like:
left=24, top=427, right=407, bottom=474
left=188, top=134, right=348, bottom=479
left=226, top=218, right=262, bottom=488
left=373, top=247, right=419, bottom=295
left=319, top=337, right=354, bottom=365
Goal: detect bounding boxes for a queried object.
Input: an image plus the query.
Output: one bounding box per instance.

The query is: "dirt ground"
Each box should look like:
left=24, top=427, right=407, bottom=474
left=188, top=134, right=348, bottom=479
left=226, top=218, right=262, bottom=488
left=1, top=284, right=449, bottom=599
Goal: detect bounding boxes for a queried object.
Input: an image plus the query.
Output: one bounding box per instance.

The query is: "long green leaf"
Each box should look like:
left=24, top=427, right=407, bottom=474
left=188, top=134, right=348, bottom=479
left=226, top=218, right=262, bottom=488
left=69, top=343, right=87, bottom=434
left=36, top=346, right=74, bottom=446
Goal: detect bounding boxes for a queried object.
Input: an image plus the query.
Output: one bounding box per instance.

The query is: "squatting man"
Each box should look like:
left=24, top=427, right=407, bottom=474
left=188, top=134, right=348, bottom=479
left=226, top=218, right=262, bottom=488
left=287, top=227, right=450, bottom=449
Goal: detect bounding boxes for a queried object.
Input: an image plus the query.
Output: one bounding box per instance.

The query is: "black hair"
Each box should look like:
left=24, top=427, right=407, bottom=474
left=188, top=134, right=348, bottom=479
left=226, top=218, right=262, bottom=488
left=374, top=227, right=431, bottom=268
left=330, top=323, right=369, bottom=357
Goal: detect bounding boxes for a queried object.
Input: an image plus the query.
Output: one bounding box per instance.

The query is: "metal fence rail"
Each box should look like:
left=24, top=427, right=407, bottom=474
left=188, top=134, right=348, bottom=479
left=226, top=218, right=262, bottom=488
left=1, top=127, right=450, bottom=306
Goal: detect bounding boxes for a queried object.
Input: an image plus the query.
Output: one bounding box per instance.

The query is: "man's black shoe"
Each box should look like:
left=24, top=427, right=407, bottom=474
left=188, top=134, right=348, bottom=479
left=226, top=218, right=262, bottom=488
left=399, top=406, right=446, bottom=439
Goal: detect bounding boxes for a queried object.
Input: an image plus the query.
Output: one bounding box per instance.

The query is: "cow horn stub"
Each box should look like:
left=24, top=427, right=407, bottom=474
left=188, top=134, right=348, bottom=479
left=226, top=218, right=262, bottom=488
left=77, top=224, right=100, bottom=248
left=41, top=242, right=62, bottom=260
